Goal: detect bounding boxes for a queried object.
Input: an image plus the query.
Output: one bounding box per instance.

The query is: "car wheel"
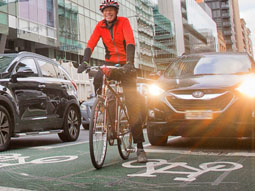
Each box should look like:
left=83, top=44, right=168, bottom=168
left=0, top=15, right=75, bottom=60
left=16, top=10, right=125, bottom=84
left=58, top=105, right=81, bottom=142
left=147, top=125, right=168, bottom=146
left=82, top=124, right=89, bottom=130
left=0, top=105, right=11, bottom=151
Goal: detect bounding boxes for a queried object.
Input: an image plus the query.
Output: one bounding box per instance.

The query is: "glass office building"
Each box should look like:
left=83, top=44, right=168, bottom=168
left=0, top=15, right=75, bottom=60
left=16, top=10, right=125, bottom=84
left=153, top=6, right=176, bottom=70
left=204, top=0, right=237, bottom=51
left=56, top=0, right=138, bottom=66
left=185, top=0, right=218, bottom=53
left=3, top=0, right=139, bottom=66
left=135, top=0, right=155, bottom=74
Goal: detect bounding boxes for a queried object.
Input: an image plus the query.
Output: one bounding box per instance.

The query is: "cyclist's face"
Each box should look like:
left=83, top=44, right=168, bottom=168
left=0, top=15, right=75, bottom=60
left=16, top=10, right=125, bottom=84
left=103, top=7, right=117, bottom=23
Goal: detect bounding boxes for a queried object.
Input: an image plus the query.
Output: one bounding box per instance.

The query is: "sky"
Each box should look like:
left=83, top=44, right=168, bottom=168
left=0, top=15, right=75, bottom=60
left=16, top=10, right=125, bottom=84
left=238, top=0, right=255, bottom=55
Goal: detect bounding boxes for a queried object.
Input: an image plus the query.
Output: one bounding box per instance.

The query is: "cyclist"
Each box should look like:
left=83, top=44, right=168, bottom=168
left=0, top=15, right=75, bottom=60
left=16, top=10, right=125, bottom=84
left=77, top=0, right=147, bottom=163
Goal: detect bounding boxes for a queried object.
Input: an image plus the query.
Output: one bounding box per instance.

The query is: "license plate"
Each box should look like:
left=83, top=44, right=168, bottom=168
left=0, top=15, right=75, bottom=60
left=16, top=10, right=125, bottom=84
left=185, top=110, right=213, bottom=120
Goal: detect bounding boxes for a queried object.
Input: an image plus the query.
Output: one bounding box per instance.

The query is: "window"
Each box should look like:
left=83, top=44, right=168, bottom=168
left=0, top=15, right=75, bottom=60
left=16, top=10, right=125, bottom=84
left=15, top=58, right=38, bottom=76
left=58, top=66, right=71, bottom=80
left=37, top=59, right=57, bottom=78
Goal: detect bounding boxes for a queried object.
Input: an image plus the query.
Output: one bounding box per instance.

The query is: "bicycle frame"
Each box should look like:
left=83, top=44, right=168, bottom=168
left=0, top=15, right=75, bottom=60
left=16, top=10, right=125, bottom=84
left=100, top=72, right=129, bottom=137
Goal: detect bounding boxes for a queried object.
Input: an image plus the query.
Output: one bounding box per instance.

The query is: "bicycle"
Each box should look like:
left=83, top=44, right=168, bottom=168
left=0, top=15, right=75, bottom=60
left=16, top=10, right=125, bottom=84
left=89, top=65, right=135, bottom=169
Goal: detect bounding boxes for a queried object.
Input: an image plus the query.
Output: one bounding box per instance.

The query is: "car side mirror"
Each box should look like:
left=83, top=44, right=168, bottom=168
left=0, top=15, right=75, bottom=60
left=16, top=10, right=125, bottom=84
left=10, top=67, right=35, bottom=83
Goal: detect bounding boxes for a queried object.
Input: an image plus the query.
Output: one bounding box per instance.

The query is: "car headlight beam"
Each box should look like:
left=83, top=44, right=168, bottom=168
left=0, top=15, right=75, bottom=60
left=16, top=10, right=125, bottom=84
left=237, top=76, right=255, bottom=98
left=148, top=84, right=164, bottom=96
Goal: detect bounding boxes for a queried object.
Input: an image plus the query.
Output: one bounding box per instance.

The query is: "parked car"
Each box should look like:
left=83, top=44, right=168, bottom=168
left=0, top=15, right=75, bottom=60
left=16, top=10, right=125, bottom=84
left=0, top=52, right=81, bottom=151
left=80, top=96, right=96, bottom=130
left=147, top=52, right=255, bottom=146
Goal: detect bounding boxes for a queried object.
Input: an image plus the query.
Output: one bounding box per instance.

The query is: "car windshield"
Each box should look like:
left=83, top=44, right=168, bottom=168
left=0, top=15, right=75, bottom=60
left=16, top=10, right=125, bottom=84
left=164, top=55, right=253, bottom=78
left=0, top=55, right=16, bottom=73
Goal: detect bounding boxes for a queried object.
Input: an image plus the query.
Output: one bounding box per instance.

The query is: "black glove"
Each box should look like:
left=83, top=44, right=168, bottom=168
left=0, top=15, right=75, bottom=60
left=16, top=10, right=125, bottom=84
left=108, top=68, right=123, bottom=81
left=123, top=62, right=136, bottom=74
left=77, top=61, right=89, bottom=73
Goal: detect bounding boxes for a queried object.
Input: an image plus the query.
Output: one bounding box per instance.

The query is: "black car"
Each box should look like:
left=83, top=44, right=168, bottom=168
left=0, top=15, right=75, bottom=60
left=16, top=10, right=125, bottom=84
left=0, top=52, right=81, bottom=151
left=147, top=52, right=255, bottom=146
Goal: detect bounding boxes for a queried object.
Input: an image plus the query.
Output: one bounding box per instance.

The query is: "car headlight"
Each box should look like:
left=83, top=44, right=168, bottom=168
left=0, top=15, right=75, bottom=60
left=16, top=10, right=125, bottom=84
left=148, top=84, right=165, bottom=96
left=236, top=76, right=255, bottom=98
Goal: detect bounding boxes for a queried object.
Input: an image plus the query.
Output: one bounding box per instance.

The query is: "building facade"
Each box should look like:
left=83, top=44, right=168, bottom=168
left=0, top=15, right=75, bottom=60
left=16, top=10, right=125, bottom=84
left=204, top=0, right=237, bottom=52
left=135, top=0, right=155, bottom=75
left=232, top=0, right=243, bottom=52
left=240, top=19, right=254, bottom=58
left=1, top=0, right=141, bottom=66
left=218, top=31, right=227, bottom=52
left=153, top=5, right=176, bottom=70
left=158, top=0, right=185, bottom=56
left=184, top=0, right=218, bottom=53
left=158, top=0, right=217, bottom=56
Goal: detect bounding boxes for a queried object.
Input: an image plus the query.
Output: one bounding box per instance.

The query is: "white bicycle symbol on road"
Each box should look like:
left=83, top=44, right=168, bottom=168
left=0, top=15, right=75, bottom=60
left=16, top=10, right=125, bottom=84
left=122, top=159, right=243, bottom=182
left=0, top=153, right=77, bottom=169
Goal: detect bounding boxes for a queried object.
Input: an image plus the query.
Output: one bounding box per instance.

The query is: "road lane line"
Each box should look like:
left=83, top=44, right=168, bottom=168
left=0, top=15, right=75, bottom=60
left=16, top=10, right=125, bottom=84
left=144, top=148, right=255, bottom=157
left=32, top=140, right=89, bottom=150
left=0, top=187, right=32, bottom=191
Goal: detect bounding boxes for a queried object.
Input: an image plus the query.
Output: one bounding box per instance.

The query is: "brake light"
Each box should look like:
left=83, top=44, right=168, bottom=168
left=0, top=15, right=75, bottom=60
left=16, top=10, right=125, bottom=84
left=72, top=81, right=78, bottom=91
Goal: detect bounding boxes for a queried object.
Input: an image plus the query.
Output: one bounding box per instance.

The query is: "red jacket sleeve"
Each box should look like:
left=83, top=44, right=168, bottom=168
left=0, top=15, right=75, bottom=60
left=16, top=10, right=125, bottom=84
left=87, top=23, right=101, bottom=53
left=123, top=18, right=135, bottom=46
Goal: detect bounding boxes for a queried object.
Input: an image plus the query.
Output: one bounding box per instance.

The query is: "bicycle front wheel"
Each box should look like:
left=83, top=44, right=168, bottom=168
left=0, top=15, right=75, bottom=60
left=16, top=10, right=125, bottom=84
left=89, top=97, right=108, bottom=169
left=117, top=105, right=133, bottom=160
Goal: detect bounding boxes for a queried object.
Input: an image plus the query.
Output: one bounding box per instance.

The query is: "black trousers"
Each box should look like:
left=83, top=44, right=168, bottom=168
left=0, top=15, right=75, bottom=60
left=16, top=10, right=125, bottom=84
left=93, top=70, right=145, bottom=144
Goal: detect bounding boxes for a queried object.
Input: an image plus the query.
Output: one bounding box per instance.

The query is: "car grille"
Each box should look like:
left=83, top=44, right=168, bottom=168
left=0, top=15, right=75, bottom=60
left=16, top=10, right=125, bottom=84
left=166, top=91, right=233, bottom=112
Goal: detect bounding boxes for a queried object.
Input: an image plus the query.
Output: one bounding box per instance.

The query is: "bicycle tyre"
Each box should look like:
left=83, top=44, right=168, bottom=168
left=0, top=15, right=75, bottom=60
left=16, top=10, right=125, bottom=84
left=117, top=104, right=133, bottom=160
left=89, top=97, right=108, bottom=169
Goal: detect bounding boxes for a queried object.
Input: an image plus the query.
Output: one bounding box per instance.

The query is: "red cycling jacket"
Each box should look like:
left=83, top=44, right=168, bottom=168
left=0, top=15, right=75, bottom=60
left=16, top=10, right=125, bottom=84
left=83, top=17, right=136, bottom=65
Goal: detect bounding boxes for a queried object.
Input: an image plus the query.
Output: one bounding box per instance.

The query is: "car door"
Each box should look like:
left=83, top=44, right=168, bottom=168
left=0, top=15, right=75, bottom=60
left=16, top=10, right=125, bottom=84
left=36, top=59, right=67, bottom=129
left=8, top=57, right=48, bottom=132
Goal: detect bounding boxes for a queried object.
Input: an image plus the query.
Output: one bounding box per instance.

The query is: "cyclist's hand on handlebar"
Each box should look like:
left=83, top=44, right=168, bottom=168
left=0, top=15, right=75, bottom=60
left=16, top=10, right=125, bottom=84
left=78, top=61, right=89, bottom=73
left=123, top=62, right=136, bottom=74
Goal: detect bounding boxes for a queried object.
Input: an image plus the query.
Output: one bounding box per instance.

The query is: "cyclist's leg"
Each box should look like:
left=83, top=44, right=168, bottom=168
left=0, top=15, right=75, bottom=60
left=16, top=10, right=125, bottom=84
left=122, top=76, right=147, bottom=162
left=122, top=74, right=145, bottom=145
left=107, top=89, right=117, bottom=138
left=93, top=70, right=103, bottom=95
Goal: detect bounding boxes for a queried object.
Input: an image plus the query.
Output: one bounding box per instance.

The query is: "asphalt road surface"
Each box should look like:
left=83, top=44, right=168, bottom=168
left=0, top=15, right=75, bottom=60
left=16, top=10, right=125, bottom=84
left=0, top=128, right=255, bottom=191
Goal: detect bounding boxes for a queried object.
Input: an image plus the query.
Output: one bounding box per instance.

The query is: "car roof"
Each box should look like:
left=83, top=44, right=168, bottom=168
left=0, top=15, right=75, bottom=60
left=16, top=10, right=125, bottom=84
left=0, top=51, right=57, bottom=64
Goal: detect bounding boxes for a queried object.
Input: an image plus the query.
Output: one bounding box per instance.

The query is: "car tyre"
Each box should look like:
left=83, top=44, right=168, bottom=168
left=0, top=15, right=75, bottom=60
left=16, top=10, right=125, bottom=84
left=0, top=105, right=11, bottom=151
left=147, top=125, right=168, bottom=146
left=82, top=124, right=89, bottom=130
left=58, top=105, right=81, bottom=142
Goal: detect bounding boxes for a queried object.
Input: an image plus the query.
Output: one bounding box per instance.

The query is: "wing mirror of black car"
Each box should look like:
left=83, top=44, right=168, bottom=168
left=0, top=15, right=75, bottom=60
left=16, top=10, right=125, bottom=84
left=10, top=67, right=34, bottom=83
left=148, top=71, right=161, bottom=80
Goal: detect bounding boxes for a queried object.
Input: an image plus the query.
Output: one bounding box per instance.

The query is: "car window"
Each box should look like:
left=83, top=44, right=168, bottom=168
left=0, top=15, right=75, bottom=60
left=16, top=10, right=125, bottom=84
left=15, top=58, right=38, bottom=76
left=58, top=66, right=72, bottom=80
left=165, top=55, right=253, bottom=78
left=0, top=55, right=16, bottom=73
left=37, top=59, right=57, bottom=78
left=54, top=65, right=70, bottom=80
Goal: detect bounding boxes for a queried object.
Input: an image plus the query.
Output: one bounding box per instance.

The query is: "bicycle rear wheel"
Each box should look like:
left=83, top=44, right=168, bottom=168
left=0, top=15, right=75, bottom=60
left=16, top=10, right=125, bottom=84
left=117, top=105, right=133, bottom=160
left=89, top=97, right=108, bottom=169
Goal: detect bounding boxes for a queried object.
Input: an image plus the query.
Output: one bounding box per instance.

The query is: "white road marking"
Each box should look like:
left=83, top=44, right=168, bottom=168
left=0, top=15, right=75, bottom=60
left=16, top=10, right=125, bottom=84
left=122, top=160, right=243, bottom=182
left=32, top=135, right=255, bottom=157
left=32, top=140, right=89, bottom=150
left=144, top=148, right=255, bottom=157
left=0, top=187, right=32, bottom=191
